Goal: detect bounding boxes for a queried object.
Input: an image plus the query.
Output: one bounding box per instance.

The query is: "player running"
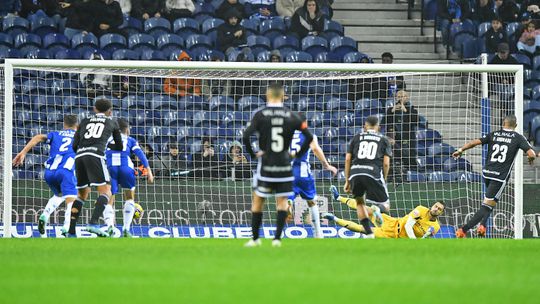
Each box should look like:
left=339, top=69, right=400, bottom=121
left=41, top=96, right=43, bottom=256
left=68, top=98, right=123, bottom=237
left=288, top=114, right=337, bottom=238
left=323, top=201, right=445, bottom=238
left=106, top=118, right=154, bottom=237
left=453, top=114, right=536, bottom=238
left=13, top=115, right=79, bottom=237
left=342, top=116, right=392, bottom=238
left=243, top=82, right=314, bottom=247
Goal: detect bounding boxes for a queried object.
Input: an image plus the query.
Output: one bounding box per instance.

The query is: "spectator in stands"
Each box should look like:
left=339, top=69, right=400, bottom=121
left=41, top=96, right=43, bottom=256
left=155, top=143, right=189, bottom=178
left=80, top=52, right=113, bottom=98
left=117, top=0, right=132, bottom=15
left=202, top=55, right=231, bottom=98
left=381, top=52, right=405, bottom=98
left=276, top=0, right=303, bottom=18
left=0, top=0, right=21, bottom=17
left=63, top=1, right=94, bottom=39
left=245, top=0, right=276, bottom=20
left=517, top=21, right=540, bottom=55
left=473, top=0, right=496, bottom=23
left=217, top=8, right=247, bottom=53
left=382, top=89, right=419, bottom=178
left=91, top=0, right=125, bottom=37
left=192, top=137, right=221, bottom=179
left=514, top=12, right=532, bottom=43
left=317, top=0, right=333, bottom=18
left=113, top=75, right=138, bottom=98
left=19, top=0, right=41, bottom=18
left=526, top=2, right=540, bottom=20
left=162, top=0, right=195, bottom=21
left=485, top=16, right=508, bottom=53
left=131, top=0, right=163, bottom=20
left=347, top=52, right=401, bottom=101
left=495, top=0, right=519, bottom=23
left=216, top=0, right=246, bottom=20
left=164, top=51, right=202, bottom=97
left=224, top=141, right=252, bottom=180
left=290, top=0, right=325, bottom=39
left=489, top=42, right=519, bottom=64
left=437, top=0, right=471, bottom=44
left=20, top=0, right=63, bottom=18
left=270, top=49, right=282, bottom=62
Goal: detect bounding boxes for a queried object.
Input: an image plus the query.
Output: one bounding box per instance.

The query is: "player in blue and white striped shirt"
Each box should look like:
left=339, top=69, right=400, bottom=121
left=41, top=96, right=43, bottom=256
left=13, top=115, right=79, bottom=237
left=105, top=118, right=154, bottom=237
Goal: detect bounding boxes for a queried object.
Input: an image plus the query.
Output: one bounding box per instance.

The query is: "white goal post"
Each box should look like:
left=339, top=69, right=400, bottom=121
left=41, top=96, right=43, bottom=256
left=1, top=59, right=524, bottom=239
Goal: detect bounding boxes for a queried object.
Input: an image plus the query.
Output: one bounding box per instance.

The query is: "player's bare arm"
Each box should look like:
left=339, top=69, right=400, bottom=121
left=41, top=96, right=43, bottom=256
left=452, top=139, right=483, bottom=158
left=310, top=136, right=337, bottom=176
left=383, top=155, right=391, bottom=181
left=344, top=152, right=352, bottom=193
left=525, top=149, right=536, bottom=165
left=13, top=134, right=48, bottom=167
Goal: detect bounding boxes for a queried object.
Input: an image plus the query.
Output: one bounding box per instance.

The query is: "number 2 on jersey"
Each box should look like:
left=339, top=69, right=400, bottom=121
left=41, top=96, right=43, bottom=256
left=59, top=137, right=72, bottom=152
left=84, top=123, right=105, bottom=139
left=357, top=141, right=378, bottom=160
left=490, top=143, right=508, bottom=163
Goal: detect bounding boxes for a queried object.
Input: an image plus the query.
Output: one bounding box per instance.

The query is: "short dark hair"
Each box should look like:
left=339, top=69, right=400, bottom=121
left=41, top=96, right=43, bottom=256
left=169, top=142, right=178, bottom=149
left=94, top=98, right=112, bottom=113
left=434, top=201, right=446, bottom=208
left=63, top=115, right=78, bottom=127
left=381, top=52, right=393, bottom=60
left=365, top=115, right=379, bottom=127
left=504, top=114, right=517, bottom=127
left=117, top=118, right=129, bottom=133
left=267, top=82, right=284, bottom=98
left=297, top=112, right=307, bottom=122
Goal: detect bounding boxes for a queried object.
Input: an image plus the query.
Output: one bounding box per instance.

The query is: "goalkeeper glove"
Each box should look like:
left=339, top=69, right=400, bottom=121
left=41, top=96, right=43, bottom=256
left=422, top=226, right=435, bottom=239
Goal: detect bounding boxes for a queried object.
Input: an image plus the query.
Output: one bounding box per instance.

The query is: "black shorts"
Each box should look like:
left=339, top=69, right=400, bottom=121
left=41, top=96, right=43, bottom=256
left=484, top=178, right=506, bottom=202
left=350, top=175, right=389, bottom=204
left=75, top=155, right=110, bottom=189
left=252, top=176, right=294, bottom=198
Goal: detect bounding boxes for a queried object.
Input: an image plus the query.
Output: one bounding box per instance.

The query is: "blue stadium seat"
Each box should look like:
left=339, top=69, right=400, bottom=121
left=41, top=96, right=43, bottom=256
left=532, top=85, right=540, bottom=101
left=141, top=49, right=166, bottom=60
left=119, top=15, right=143, bottom=36
left=301, top=36, right=328, bottom=58
left=260, top=18, right=286, bottom=41
left=443, top=158, right=472, bottom=172
left=220, top=111, right=248, bottom=127
left=247, top=35, right=272, bottom=55
left=427, top=171, right=456, bottom=182
left=238, top=96, right=264, bottom=111
left=173, top=18, right=201, bottom=40
left=201, top=18, right=224, bottom=43
left=121, top=95, right=146, bottom=109
left=506, top=22, right=519, bottom=39
left=323, top=20, right=344, bottom=36
left=256, top=50, right=271, bottom=62
left=30, top=16, right=57, bottom=37
left=100, top=33, right=127, bottom=53
left=0, top=33, right=14, bottom=47
left=2, top=17, right=29, bottom=36
left=292, top=96, right=316, bottom=111
left=144, top=17, right=172, bottom=38
left=416, top=128, right=443, bottom=155
left=193, top=1, right=215, bottom=21
left=181, top=95, right=206, bottom=110
left=14, top=33, right=41, bottom=52
left=23, top=80, right=48, bottom=95
left=151, top=94, right=178, bottom=110
left=71, top=32, right=98, bottom=51
left=407, top=171, right=427, bottom=182
left=452, top=33, right=475, bottom=54
left=361, top=99, right=382, bottom=115
left=461, top=37, right=478, bottom=60
left=209, top=96, right=235, bottom=111
left=112, top=49, right=139, bottom=60
left=305, top=112, right=324, bottom=128
left=227, top=49, right=254, bottom=62
left=128, top=33, right=155, bottom=52
left=273, top=35, right=300, bottom=51
left=314, top=51, right=329, bottom=62
left=514, top=53, right=532, bottom=69
left=197, top=49, right=225, bottom=61
left=240, top=19, right=259, bottom=36
left=42, top=33, right=69, bottom=53
left=531, top=116, right=540, bottom=137
left=285, top=51, right=312, bottom=62
left=23, top=48, right=50, bottom=59
left=185, top=34, right=212, bottom=53
left=477, top=22, right=491, bottom=38
left=329, top=36, right=357, bottom=59
left=418, top=114, right=428, bottom=129
left=427, top=142, right=456, bottom=156
left=343, top=51, right=370, bottom=63
left=24, top=154, right=48, bottom=171
left=324, top=97, right=353, bottom=111
left=156, top=33, right=184, bottom=54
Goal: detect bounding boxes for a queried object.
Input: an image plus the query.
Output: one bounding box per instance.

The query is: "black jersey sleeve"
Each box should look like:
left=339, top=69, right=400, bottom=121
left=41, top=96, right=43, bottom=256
left=347, top=135, right=357, bottom=154
left=518, top=134, right=533, bottom=152
left=383, top=137, right=393, bottom=157
left=72, top=124, right=81, bottom=152
left=480, top=132, right=492, bottom=145
left=109, top=119, right=123, bottom=151
left=243, top=112, right=260, bottom=158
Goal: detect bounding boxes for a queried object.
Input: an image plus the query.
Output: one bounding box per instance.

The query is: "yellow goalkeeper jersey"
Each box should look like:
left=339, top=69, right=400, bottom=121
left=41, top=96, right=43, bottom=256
left=397, top=206, right=440, bottom=238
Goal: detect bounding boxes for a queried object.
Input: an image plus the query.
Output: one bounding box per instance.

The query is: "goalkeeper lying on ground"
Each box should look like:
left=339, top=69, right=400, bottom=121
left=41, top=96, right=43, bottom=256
left=324, top=186, right=445, bottom=238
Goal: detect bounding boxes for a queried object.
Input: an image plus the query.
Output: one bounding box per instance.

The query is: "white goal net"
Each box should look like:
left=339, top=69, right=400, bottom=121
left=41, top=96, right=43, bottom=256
left=0, top=60, right=524, bottom=239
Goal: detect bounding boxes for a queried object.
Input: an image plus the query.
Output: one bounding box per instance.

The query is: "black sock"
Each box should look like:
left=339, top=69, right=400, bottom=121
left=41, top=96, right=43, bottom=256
left=462, top=205, right=492, bottom=232
left=68, top=199, right=84, bottom=234
left=480, top=204, right=494, bottom=227
left=251, top=212, right=263, bottom=240
left=89, top=194, right=109, bottom=225
left=274, top=210, right=288, bottom=240
left=360, top=218, right=373, bottom=235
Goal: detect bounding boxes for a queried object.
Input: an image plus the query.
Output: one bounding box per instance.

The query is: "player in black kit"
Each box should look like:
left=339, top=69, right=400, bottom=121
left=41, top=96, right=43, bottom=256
left=453, top=115, right=536, bottom=238
left=68, top=99, right=123, bottom=237
left=243, top=82, right=313, bottom=247
left=345, top=116, right=392, bottom=238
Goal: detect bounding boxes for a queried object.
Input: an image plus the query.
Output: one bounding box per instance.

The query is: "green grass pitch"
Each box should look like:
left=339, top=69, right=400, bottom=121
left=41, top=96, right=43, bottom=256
left=1, top=239, right=539, bottom=304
